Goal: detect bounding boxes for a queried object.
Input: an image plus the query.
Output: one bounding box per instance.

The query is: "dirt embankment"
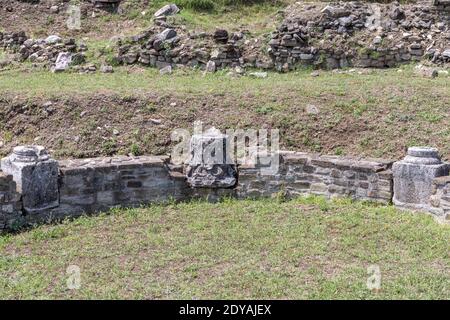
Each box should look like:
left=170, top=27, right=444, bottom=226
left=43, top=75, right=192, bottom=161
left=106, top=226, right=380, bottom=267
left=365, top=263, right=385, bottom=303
left=0, top=87, right=448, bottom=161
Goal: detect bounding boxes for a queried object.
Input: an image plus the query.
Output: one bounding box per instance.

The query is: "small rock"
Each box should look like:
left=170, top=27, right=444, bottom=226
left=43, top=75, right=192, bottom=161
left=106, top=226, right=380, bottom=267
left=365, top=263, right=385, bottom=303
left=159, top=65, right=172, bottom=75
left=45, top=35, right=62, bottom=44
left=249, top=72, right=268, bottom=79
left=51, top=52, right=72, bottom=73
left=150, top=118, right=162, bottom=124
left=42, top=101, right=53, bottom=108
left=100, top=64, right=114, bottom=73
left=113, top=129, right=120, bottom=136
left=154, top=4, right=180, bottom=18
left=306, top=105, right=320, bottom=115
left=389, top=7, right=405, bottom=20
left=213, top=29, right=229, bottom=43
left=442, top=49, right=450, bottom=58
left=234, top=66, right=245, bottom=75
left=310, top=71, right=320, bottom=77
left=205, top=60, right=216, bottom=73
left=156, top=28, right=177, bottom=41
left=373, top=36, right=382, bottom=45
left=50, top=5, right=59, bottom=14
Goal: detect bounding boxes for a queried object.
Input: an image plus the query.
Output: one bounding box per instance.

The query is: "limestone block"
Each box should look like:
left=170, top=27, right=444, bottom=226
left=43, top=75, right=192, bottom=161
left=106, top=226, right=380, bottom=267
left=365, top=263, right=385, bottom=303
left=393, top=147, right=448, bottom=210
left=186, top=128, right=237, bottom=188
left=1, top=146, right=59, bottom=213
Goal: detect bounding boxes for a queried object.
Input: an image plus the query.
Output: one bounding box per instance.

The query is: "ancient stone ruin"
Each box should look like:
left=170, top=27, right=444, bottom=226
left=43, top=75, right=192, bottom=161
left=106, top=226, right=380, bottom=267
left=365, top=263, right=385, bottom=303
left=0, top=142, right=449, bottom=233
left=1, top=146, right=59, bottom=214
left=114, top=1, right=450, bottom=72
left=269, top=1, right=450, bottom=70
left=186, top=128, right=237, bottom=189
left=1, top=1, right=448, bottom=73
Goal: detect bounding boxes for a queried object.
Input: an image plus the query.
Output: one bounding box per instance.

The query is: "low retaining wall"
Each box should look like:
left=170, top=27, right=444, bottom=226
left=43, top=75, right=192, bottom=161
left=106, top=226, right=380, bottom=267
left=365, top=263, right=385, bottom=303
left=46, top=155, right=188, bottom=222
left=0, top=173, right=22, bottom=231
left=237, top=152, right=393, bottom=203
left=0, top=147, right=449, bottom=232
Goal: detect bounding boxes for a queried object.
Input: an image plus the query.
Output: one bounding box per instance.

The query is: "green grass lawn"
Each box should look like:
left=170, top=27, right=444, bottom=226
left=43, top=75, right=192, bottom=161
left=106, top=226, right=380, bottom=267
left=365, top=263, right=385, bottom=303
left=0, top=196, right=448, bottom=299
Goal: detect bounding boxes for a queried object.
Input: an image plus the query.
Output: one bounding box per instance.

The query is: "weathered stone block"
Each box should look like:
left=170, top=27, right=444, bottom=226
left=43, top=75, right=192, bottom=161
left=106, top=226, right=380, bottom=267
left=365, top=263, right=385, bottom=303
left=1, top=146, right=59, bottom=213
left=393, top=147, right=449, bottom=210
left=186, top=127, right=237, bottom=188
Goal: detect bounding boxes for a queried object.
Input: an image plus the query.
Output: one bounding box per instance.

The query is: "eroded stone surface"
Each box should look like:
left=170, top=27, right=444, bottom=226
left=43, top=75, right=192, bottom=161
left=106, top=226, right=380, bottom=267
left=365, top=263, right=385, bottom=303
left=1, top=146, right=59, bottom=213
left=154, top=4, right=180, bottom=18
left=186, top=128, right=237, bottom=188
left=393, top=147, right=449, bottom=210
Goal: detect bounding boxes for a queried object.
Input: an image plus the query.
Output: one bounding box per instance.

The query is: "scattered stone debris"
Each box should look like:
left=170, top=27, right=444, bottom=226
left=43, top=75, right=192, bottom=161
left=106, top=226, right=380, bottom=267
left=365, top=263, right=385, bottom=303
left=115, top=24, right=261, bottom=72
left=73, top=64, right=97, bottom=74
left=269, top=1, right=450, bottom=71
left=0, top=1, right=449, bottom=74
left=0, top=31, right=85, bottom=67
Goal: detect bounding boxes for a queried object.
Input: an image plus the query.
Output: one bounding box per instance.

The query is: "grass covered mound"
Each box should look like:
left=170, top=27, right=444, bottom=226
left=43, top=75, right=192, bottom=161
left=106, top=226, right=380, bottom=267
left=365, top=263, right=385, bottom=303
left=0, top=196, right=448, bottom=299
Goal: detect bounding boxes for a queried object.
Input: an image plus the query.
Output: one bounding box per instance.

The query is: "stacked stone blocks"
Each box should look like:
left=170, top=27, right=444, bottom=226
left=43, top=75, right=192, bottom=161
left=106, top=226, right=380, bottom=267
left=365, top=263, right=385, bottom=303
left=237, top=152, right=393, bottom=203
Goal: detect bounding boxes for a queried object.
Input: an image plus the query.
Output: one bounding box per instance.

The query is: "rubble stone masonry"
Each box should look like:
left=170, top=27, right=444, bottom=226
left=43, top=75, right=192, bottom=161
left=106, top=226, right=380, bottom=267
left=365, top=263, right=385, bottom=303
left=1, top=147, right=449, bottom=232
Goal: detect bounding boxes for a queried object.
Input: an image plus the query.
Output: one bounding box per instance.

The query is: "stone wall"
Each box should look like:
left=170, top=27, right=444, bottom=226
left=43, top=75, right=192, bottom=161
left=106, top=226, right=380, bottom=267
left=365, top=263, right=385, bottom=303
left=0, top=172, right=22, bottom=231
left=429, top=176, right=450, bottom=220
left=434, top=0, right=450, bottom=11
left=47, top=155, right=188, bottom=221
left=1, top=2, right=449, bottom=72
left=269, top=1, right=450, bottom=71
left=237, top=152, right=393, bottom=203
left=2, top=146, right=450, bottom=233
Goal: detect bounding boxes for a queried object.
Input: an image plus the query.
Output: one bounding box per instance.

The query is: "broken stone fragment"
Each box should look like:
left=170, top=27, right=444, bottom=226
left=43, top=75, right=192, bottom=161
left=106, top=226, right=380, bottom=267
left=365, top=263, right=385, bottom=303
left=372, top=36, right=382, bottom=45
left=159, top=65, right=172, bottom=75
left=442, top=49, right=450, bottom=58
left=50, top=5, right=59, bottom=14
left=100, top=64, right=114, bottom=73
left=45, top=35, right=62, bottom=44
left=213, top=29, right=229, bottom=44
left=306, top=104, right=319, bottom=115
left=154, top=4, right=180, bottom=18
left=249, top=72, right=268, bottom=79
left=156, top=28, right=177, bottom=42
left=321, top=5, right=350, bottom=18
left=205, top=60, right=216, bottom=73
left=389, top=7, right=405, bottom=20
left=51, top=52, right=72, bottom=73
